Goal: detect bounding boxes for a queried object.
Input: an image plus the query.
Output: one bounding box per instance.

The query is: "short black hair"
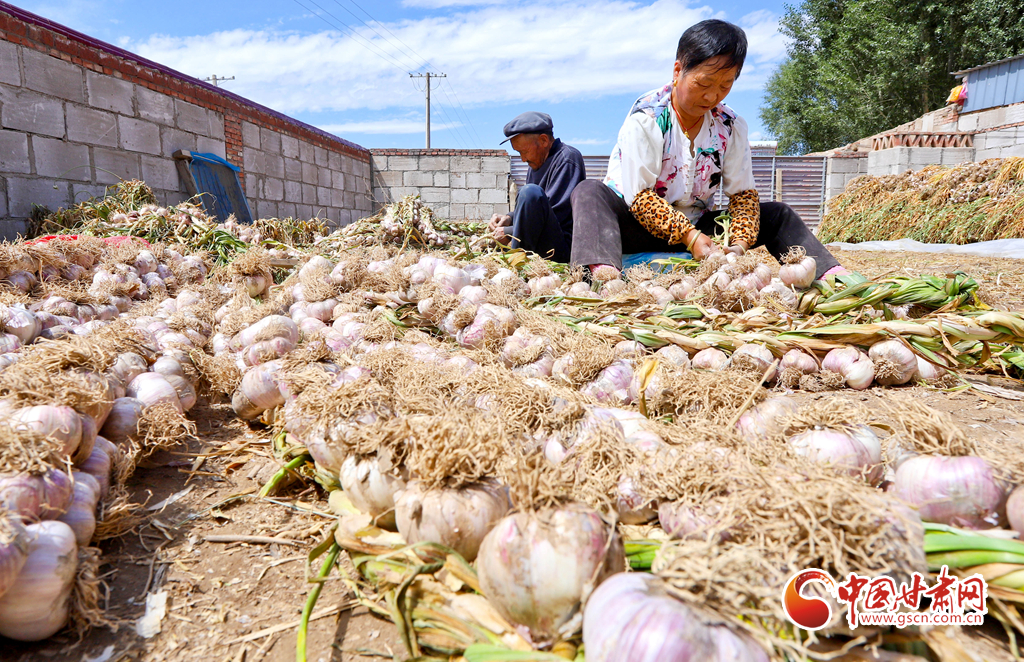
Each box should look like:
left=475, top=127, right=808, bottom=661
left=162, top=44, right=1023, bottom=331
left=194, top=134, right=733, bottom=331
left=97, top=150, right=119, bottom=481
left=676, top=19, right=747, bottom=76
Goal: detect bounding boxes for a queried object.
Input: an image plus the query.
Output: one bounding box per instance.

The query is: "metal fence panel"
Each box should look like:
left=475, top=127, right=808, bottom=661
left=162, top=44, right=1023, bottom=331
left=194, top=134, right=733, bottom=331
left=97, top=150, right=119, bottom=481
left=510, top=153, right=827, bottom=227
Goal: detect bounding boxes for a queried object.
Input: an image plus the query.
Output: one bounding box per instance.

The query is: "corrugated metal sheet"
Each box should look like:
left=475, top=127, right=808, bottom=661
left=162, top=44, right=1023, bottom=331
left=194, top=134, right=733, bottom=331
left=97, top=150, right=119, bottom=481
left=962, top=54, right=1024, bottom=113
left=511, top=154, right=827, bottom=227
left=510, top=155, right=609, bottom=186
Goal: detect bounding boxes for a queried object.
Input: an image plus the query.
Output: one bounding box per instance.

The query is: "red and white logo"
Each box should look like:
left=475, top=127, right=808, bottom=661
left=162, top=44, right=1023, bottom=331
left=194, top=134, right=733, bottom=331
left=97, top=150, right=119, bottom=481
left=782, top=566, right=987, bottom=630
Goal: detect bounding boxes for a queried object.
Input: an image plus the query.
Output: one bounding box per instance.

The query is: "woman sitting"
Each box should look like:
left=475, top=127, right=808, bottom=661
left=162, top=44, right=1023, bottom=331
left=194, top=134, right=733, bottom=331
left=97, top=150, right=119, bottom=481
left=569, top=19, right=846, bottom=280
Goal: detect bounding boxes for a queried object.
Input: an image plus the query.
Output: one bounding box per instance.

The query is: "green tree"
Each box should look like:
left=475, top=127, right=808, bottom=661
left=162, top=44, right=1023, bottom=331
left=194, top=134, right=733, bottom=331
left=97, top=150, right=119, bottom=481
left=760, top=0, right=1024, bottom=155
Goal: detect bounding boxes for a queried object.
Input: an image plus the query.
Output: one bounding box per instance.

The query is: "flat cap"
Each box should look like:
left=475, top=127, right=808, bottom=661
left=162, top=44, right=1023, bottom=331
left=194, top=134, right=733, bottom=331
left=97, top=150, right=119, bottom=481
left=501, top=111, right=553, bottom=144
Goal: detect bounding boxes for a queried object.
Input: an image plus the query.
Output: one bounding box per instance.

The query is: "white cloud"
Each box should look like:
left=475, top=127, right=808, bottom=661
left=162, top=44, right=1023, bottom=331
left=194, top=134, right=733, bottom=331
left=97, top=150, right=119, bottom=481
left=566, top=137, right=612, bottom=146
left=127, top=1, right=783, bottom=116
left=319, top=118, right=461, bottom=134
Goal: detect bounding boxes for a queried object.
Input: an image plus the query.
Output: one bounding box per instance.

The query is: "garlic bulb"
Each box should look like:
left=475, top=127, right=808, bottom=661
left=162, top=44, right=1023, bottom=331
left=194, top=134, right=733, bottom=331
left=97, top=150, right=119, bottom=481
left=691, top=347, right=729, bottom=371
left=730, top=343, right=777, bottom=381
left=127, top=373, right=182, bottom=413
left=735, top=396, right=798, bottom=440
left=788, top=426, right=883, bottom=485
left=230, top=315, right=299, bottom=352
left=57, top=473, right=100, bottom=546
left=109, top=352, right=149, bottom=387
left=821, top=347, right=875, bottom=390
left=658, top=502, right=727, bottom=541
left=868, top=340, right=917, bottom=386
left=915, top=356, right=948, bottom=382
left=779, top=254, right=816, bottom=289
left=73, top=414, right=97, bottom=466
left=77, top=442, right=112, bottom=500
left=476, top=504, right=625, bottom=644
left=584, top=573, right=768, bottom=662
left=0, top=512, right=29, bottom=599
left=668, top=279, right=694, bottom=301
left=233, top=361, right=285, bottom=420
left=395, top=480, right=509, bottom=561
left=11, top=405, right=83, bottom=458
left=1007, top=486, right=1024, bottom=537
left=152, top=356, right=185, bottom=379
left=0, top=520, right=78, bottom=641
left=165, top=374, right=197, bottom=412
left=529, top=275, right=561, bottom=296
left=779, top=349, right=817, bottom=374
left=617, top=474, right=658, bottom=524
left=0, top=469, right=74, bottom=521
left=893, top=455, right=1003, bottom=528
left=581, top=360, right=635, bottom=405
left=100, top=397, right=145, bottom=445
left=340, top=455, right=407, bottom=527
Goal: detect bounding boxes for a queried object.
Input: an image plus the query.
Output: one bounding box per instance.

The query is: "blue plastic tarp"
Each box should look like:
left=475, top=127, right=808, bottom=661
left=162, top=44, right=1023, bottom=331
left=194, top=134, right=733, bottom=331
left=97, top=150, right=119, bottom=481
left=622, top=251, right=692, bottom=272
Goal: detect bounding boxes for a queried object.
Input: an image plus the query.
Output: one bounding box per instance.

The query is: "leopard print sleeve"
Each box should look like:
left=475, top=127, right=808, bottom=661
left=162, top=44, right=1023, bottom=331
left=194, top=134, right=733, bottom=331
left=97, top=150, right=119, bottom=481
left=727, top=189, right=760, bottom=247
left=629, top=188, right=695, bottom=246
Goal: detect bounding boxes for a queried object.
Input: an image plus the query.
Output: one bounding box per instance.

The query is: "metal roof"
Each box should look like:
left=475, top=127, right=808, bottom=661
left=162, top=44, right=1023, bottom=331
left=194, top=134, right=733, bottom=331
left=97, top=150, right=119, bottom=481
left=957, top=54, right=1024, bottom=114
left=952, top=53, right=1024, bottom=77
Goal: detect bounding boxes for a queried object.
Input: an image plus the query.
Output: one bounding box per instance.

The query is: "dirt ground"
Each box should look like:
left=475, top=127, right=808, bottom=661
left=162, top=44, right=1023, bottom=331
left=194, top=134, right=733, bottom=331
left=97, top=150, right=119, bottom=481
left=3, top=250, right=1024, bottom=662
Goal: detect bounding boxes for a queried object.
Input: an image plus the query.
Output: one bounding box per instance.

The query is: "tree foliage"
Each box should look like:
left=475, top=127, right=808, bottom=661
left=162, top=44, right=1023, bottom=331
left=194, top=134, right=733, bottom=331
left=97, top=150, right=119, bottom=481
left=760, top=0, right=1024, bottom=155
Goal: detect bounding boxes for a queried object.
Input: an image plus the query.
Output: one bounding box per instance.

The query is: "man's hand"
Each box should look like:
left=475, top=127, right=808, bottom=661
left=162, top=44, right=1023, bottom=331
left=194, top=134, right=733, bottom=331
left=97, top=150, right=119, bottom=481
left=492, top=225, right=512, bottom=246
left=488, top=213, right=512, bottom=233
left=689, top=232, right=717, bottom=261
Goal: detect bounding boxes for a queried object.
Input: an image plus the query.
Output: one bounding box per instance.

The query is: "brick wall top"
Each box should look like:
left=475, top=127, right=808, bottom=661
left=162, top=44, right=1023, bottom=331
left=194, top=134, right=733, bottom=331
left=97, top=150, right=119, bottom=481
left=0, top=1, right=370, bottom=161
left=370, top=149, right=509, bottom=157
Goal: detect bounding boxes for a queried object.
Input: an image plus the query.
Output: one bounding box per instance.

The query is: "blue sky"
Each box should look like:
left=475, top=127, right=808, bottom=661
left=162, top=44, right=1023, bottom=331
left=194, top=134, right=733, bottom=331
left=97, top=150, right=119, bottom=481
left=14, top=0, right=790, bottom=154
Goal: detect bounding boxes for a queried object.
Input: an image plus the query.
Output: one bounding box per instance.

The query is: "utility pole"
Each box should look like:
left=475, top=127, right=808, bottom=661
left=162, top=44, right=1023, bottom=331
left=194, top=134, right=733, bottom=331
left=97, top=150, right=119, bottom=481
left=410, top=72, right=445, bottom=148
left=203, top=75, right=235, bottom=87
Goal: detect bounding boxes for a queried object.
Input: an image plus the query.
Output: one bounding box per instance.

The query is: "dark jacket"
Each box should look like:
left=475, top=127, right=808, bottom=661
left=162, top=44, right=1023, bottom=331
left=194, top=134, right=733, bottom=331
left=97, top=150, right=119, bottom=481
left=526, top=138, right=586, bottom=235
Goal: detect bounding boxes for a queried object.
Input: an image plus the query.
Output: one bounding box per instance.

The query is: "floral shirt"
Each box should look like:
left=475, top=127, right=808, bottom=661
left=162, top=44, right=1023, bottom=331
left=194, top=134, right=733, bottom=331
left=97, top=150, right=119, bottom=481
left=604, top=83, right=756, bottom=223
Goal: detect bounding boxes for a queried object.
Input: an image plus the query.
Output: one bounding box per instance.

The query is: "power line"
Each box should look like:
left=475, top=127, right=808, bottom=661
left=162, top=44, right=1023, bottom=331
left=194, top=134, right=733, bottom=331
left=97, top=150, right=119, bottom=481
left=439, top=80, right=482, bottom=146
left=444, top=81, right=483, bottom=145
left=330, top=0, right=482, bottom=146
left=290, top=0, right=482, bottom=146
left=330, top=0, right=430, bottom=72
left=290, top=0, right=410, bottom=74
left=433, top=101, right=468, bottom=149
left=436, top=84, right=474, bottom=147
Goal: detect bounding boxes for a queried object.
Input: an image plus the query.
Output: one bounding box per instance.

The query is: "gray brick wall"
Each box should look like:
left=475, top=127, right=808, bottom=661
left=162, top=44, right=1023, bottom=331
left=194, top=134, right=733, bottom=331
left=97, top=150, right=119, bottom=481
left=0, top=41, right=224, bottom=240
left=0, top=35, right=373, bottom=239
left=241, top=122, right=371, bottom=227
left=865, top=146, right=976, bottom=177
left=370, top=150, right=511, bottom=221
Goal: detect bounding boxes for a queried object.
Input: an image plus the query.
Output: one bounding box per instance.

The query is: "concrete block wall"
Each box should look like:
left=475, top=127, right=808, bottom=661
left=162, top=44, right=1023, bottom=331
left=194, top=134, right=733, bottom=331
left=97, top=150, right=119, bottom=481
left=0, top=3, right=371, bottom=240
left=370, top=149, right=511, bottom=221
left=0, top=41, right=225, bottom=238
left=242, top=121, right=371, bottom=225
left=866, top=146, right=975, bottom=176
left=824, top=155, right=868, bottom=200
left=975, top=127, right=1024, bottom=160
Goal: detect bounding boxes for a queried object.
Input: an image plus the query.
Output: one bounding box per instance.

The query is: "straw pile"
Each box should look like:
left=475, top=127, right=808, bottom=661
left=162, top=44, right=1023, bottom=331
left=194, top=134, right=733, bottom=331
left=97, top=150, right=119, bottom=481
left=818, top=157, right=1024, bottom=244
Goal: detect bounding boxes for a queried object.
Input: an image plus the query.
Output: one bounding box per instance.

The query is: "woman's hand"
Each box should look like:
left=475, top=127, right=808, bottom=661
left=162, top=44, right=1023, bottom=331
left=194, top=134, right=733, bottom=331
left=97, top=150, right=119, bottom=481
left=726, top=240, right=749, bottom=257
left=687, top=231, right=717, bottom=260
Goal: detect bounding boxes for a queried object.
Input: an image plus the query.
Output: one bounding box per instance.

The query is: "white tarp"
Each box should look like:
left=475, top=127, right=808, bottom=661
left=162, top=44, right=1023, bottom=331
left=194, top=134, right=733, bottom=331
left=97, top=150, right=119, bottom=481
left=827, top=238, right=1024, bottom=260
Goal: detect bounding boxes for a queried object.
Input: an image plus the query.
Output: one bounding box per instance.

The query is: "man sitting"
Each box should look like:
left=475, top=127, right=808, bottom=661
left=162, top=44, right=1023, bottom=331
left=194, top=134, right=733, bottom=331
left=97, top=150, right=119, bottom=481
left=489, top=112, right=585, bottom=263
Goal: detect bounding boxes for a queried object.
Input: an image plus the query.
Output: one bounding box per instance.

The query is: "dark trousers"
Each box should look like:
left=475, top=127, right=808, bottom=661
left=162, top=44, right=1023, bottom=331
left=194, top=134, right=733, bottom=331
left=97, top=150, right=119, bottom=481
left=510, top=184, right=571, bottom=263
left=569, top=179, right=840, bottom=277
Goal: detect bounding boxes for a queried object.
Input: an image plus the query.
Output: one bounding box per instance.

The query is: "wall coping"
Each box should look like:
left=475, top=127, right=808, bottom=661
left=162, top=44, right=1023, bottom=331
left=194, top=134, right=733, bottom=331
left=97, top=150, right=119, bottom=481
left=0, top=1, right=369, bottom=159
left=371, top=149, right=509, bottom=157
